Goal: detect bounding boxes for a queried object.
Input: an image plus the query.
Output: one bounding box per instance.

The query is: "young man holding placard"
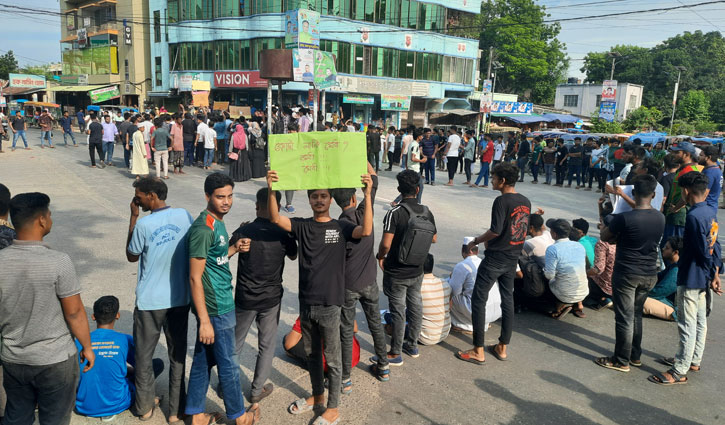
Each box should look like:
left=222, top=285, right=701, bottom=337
left=266, top=169, right=374, bottom=425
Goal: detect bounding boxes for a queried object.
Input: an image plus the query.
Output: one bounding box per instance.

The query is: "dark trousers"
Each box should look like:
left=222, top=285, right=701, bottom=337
left=458, top=153, right=464, bottom=173
left=133, top=305, right=189, bottom=418
left=341, top=283, right=389, bottom=379
left=373, top=152, right=380, bottom=172
left=183, top=141, right=194, bottom=166
left=300, top=304, right=342, bottom=409
left=89, top=142, right=103, bottom=166
left=464, top=158, right=473, bottom=182
left=555, top=163, right=567, bottom=185
left=589, top=167, right=607, bottom=190
left=517, top=157, right=528, bottom=181
left=611, top=272, right=657, bottom=366
left=447, top=156, right=459, bottom=181
left=383, top=273, right=423, bottom=355
left=234, top=303, right=280, bottom=398
left=386, top=151, right=394, bottom=170
left=195, top=143, right=205, bottom=164
left=3, top=354, right=79, bottom=425
left=568, top=164, right=582, bottom=186
left=531, top=163, right=539, bottom=182
left=582, top=162, right=590, bottom=182
left=124, top=144, right=132, bottom=168
left=424, top=156, right=436, bottom=183
left=472, top=251, right=517, bottom=347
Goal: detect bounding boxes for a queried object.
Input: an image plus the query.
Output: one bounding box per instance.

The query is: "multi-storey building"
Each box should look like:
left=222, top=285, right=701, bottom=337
left=149, top=0, right=481, bottom=126
left=57, top=0, right=152, bottom=107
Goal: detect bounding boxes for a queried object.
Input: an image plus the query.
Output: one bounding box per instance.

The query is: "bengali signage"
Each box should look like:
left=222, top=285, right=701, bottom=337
left=602, top=80, right=617, bottom=101
left=269, top=132, right=367, bottom=190
left=60, top=74, right=88, bottom=85
left=343, top=95, right=375, bottom=105
left=600, top=101, right=617, bottom=122
left=213, top=71, right=267, bottom=88
left=8, top=73, right=46, bottom=89
left=381, top=94, right=411, bottom=111
left=89, top=85, right=120, bottom=103
left=331, top=75, right=430, bottom=97
left=490, top=101, right=533, bottom=115
left=285, top=9, right=320, bottom=49
left=171, top=73, right=200, bottom=91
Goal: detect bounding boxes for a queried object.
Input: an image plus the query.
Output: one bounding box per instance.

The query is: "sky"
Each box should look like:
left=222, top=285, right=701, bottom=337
left=0, top=0, right=723, bottom=79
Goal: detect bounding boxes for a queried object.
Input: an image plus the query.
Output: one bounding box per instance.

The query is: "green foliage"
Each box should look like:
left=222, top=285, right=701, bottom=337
left=671, top=120, right=695, bottom=136
left=457, top=0, right=568, bottom=104
left=622, top=106, right=663, bottom=132
left=19, top=64, right=55, bottom=80
left=694, top=120, right=718, bottom=133
left=0, top=50, right=19, bottom=80
left=677, top=90, right=710, bottom=122
left=590, top=111, right=624, bottom=134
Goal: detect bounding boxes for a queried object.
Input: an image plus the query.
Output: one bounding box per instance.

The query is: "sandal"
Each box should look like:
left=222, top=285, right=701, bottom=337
left=312, top=415, right=339, bottom=425
left=552, top=305, right=572, bottom=320
left=572, top=309, right=587, bottom=318
left=288, top=398, right=323, bottom=415
left=487, top=344, right=508, bottom=361
left=594, top=356, right=630, bottom=373
left=648, top=370, right=688, bottom=386
left=370, top=364, right=390, bottom=382
left=455, top=351, right=485, bottom=365
left=658, top=357, right=700, bottom=372
left=341, top=379, right=352, bottom=395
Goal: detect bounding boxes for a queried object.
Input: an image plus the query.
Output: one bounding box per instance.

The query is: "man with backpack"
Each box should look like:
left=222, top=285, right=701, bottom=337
left=375, top=169, right=437, bottom=365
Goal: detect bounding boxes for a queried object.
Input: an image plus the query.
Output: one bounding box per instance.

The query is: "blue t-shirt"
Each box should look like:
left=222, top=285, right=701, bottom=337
left=702, top=165, right=722, bottom=214
left=127, top=207, right=194, bottom=310
left=75, top=329, right=135, bottom=417
left=224, top=119, right=233, bottom=139
left=213, top=122, right=227, bottom=140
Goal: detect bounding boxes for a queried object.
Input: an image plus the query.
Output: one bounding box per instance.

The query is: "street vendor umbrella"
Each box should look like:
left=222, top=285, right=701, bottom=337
left=628, top=132, right=667, bottom=145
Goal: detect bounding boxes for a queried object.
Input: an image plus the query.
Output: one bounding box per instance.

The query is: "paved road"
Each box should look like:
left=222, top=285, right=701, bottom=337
left=1, top=130, right=723, bottom=425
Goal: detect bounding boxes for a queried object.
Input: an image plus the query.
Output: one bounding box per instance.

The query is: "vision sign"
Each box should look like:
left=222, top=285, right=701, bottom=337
left=214, top=71, right=267, bottom=88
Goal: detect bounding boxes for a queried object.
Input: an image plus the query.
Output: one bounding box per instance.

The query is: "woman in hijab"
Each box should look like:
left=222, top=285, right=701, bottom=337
left=229, top=124, right=251, bottom=182
left=248, top=120, right=267, bottom=178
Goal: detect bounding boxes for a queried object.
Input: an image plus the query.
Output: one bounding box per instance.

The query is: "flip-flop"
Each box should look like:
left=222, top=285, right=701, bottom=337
left=288, top=398, right=323, bottom=415
left=648, top=371, right=688, bottom=386
left=657, top=357, right=700, bottom=372
left=312, top=415, right=339, bottom=425
left=455, top=351, right=485, bottom=365
left=572, top=309, right=587, bottom=318
left=552, top=305, right=572, bottom=320
left=487, top=345, right=508, bottom=361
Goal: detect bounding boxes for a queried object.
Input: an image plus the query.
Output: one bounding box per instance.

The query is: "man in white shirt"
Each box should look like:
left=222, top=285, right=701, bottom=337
left=392, top=128, right=426, bottom=205
left=449, top=237, right=501, bottom=334
left=543, top=219, right=589, bottom=319
left=444, top=126, right=462, bottom=186
left=493, top=136, right=505, bottom=167
left=521, top=214, right=555, bottom=268
left=194, top=114, right=210, bottom=167
left=419, top=254, right=451, bottom=346
left=385, top=126, right=396, bottom=171
left=400, top=128, right=413, bottom=170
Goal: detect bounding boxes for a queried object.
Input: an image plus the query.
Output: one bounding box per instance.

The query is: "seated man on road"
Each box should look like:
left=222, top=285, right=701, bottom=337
left=544, top=219, right=589, bottom=319
left=75, top=296, right=163, bottom=421
left=520, top=214, right=554, bottom=268
left=572, top=218, right=597, bottom=269
left=643, top=236, right=682, bottom=321
left=418, top=254, right=451, bottom=345
left=449, top=237, right=501, bottom=334
left=517, top=214, right=554, bottom=307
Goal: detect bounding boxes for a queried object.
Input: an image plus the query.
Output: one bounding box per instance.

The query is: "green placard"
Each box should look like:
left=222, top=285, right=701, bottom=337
left=269, top=132, right=367, bottom=191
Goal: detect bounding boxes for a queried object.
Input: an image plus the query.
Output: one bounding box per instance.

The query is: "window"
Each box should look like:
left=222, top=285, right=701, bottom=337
left=153, top=11, right=161, bottom=42
left=629, top=94, right=638, bottom=109
left=124, top=59, right=130, bottom=81
left=155, top=57, right=163, bottom=86
left=168, top=0, right=179, bottom=23
left=564, top=95, right=578, bottom=107
left=595, top=95, right=601, bottom=107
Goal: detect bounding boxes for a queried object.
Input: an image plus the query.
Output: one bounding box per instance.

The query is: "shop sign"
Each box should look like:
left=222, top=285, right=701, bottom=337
left=490, top=101, right=533, bottom=115
left=214, top=71, right=267, bottom=88
left=60, top=74, right=88, bottom=85
left=89, top=85, right=121, bottom=103
left=124, top=25, right=132, bottom=45
left=171, top=73, right=200, bottom=92
left=343, top=95, right=375, bottom=105
left=8, top=73, right=46, bottom=89
left=331, top=76, right=429, bottom=97
left=381, top=94, right=411, bottom=111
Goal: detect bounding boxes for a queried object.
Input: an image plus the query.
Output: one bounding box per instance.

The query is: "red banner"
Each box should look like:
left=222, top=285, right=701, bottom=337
left=214, top=71, right=267, bottom=88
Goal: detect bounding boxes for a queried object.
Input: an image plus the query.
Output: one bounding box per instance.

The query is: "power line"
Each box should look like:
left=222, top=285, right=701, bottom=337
left=675, top=0, right=723, bottom=31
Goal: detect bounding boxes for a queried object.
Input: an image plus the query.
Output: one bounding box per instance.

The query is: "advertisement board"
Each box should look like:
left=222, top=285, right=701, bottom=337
left=599, top=101, right=616, bottom=122
left=171, top=73, right=200, bottom=91
left=8, top=73, right=46, bottom=89
left=214, top=71, right=267, bottom=88
left=89, top=85, right=120, bottom=103
left=313, top=51, right=337, bottom=89
left=292, top=48, right=315, bottom=83
left=602, top=80, right=617, bottom=101
left=381, top=94, right=411, bottom=111
left=343, top=95, right=375, bottom=105
left=490, top=101, right=533, bottom=115
left=285, top=9, right=320, bottom=49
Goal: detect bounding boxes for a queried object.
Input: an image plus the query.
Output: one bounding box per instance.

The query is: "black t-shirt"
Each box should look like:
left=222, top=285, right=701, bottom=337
left=583, top=145, right=593, bottom=162
left=127, top=124, right=139, bottom=140
left=556, top=145, right=568, bottom=164
left=290, top=218, right=357, bottom=306
left=88, top=121, right=104, bottom=144
left=11, top=117, right=25, bottom=131
left=338, top=176, right=378, bottom=291
left=182, top=118, right=197, bottom=142
left=608, top=208, right=665, bottom=276
left=518, top=140, right=530, bottom=156
left=231, top=218, right=297, bottom=311
left=486, top=193, right=531, bottom=259
left=659, top=172, right=676, bottom=203
left=382, top=198, right=437, bottom=279
left=567, top=145, right=583, bottom=165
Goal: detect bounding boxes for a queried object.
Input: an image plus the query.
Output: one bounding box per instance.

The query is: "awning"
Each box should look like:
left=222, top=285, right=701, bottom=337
left=23, top=101, right=60, bottom=108
left=541, top=113, right=580, bottom=124
left=492, top=113, right=547, bottom=124
left=47, top=85, right=109, bottom=93
left=445, top=109, right=479, bottom=116
left=148, top=91, right=175, bottom=97
left=628, top=132, right=667, bottom=145
left=1, top=87, right=46, bottom=96
left=426, top=98, right=471, bottom=113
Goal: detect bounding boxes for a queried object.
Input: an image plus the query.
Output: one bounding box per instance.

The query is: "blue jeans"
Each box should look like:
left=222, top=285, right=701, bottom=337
left=103, top=142, right=114, bottom=163
left=568, top=164, right=582, bottom=186
left=183, top=141, right=194, bottom=166
left=424, top=156, right=435, bottom=183
left=383, top=273, right=424, bottom=355
left=185, top=311, right=245, bottom=420
left=672, top=287, right=707, bottom=375
left=12, top=130, right=28, bottom=148
left=63, top=130, right=77, bottom=146
left=531, top=163, right=540, bottom=181
left=401, top=153, right=407, bottom=170
left=40, top=130, right=53, bottom=147
left=544, top=164, right=555, bottom=184
left=475, top=162, right=490, bottom=186
left=203, top=148, right=214, bottom=167
left=517, top=157, right=528, bottom=181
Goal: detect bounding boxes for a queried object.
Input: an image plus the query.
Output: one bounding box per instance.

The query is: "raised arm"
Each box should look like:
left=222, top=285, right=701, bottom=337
left=352, top=174, right=373, bottom=239
left=267, top=170, right=292, bottom=232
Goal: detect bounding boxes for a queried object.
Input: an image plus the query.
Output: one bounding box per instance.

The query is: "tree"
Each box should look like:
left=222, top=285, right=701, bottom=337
left=677, top=90, right=710, bottom=122
left=622, top=106, right=664, bottom=132
left=0, top=50, right=18, bottom=80
left=19, top=64, right=55, bottom=80
left=590, top=111, right=624, bottom=134
left=671, top=120, right=695, bottom=136
left=580, top=45, right=652, bottom=84
left=456, top=0, right=569, bottom=104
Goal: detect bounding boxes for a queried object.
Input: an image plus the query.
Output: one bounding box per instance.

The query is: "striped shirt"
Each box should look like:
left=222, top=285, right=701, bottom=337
left=419, top=274, right=451, bottom=346
left=0, top=240, right=81, bottom=365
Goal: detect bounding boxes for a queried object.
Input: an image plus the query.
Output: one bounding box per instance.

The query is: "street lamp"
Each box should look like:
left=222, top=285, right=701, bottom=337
left=669, top=65, right=686, bottom=135
left=607, top=51, right=621, bottom=80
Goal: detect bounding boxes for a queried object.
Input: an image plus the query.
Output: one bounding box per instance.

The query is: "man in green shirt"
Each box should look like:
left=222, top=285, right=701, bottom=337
left=185, top=173, right=259, bottom=425
left=530, top=137, right=543, bottom=184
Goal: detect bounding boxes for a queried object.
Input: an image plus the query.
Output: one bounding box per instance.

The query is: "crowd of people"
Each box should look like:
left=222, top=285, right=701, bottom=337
left=1, top=104, right=724, bottom=425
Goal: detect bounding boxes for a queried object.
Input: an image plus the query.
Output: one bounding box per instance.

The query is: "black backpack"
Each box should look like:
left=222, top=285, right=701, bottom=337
left=396, top=203, right=436, bottom=266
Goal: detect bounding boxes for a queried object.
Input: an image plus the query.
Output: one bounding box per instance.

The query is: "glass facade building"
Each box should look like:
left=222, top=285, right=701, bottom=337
left=149, top=0, right=481, bottom=124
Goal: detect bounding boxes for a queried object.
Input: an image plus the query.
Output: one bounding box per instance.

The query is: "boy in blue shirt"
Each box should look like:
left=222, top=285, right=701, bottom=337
left=649, top=172, right=722, bottom=385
